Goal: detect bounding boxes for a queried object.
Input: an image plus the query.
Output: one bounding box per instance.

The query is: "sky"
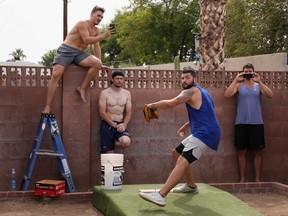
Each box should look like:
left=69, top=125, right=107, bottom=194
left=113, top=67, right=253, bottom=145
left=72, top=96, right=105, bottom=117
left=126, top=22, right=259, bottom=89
left=0, top=0, right=130, bottom=63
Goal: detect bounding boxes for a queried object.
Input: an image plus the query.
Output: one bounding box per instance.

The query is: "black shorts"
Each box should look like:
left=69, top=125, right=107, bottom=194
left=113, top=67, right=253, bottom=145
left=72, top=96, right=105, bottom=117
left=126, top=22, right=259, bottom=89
left=100, top=120, right=130, bottom=153
left=175, top=143, right=198, bottom=164
left=235, top=124, right=265, bottom=150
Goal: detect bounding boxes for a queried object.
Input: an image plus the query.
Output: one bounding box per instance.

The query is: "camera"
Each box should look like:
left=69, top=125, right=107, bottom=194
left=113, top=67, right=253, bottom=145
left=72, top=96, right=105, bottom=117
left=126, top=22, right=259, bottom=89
left=109, top=24, right=116, bottom=34
left=243, top=73, right=253, bottom=79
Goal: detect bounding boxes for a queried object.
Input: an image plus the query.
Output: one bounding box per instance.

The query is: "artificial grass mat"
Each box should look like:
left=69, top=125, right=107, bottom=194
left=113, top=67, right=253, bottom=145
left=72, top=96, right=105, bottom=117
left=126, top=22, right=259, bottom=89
left=93, top=183, right=262, bottom=216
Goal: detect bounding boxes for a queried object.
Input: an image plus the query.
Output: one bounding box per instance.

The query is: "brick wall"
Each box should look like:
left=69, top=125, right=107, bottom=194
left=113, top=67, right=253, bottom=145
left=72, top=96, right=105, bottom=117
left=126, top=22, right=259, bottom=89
left=0, top=65, right=287, bottom=191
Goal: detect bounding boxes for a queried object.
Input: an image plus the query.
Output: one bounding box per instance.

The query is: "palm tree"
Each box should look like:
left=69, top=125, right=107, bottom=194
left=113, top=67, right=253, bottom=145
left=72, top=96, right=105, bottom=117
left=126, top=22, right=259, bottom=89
left=198, top=0, right=226, bottom=71
left=9, top=48, right=26, bottom=61
left=40, top=49, right=57, bottom=67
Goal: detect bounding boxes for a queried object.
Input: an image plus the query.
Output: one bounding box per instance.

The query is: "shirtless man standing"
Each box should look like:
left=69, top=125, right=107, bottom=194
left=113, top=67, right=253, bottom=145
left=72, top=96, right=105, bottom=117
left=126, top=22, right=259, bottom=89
left=42, top=6, right=114, bottom=114
left=98, top=71, right=132, bottom=153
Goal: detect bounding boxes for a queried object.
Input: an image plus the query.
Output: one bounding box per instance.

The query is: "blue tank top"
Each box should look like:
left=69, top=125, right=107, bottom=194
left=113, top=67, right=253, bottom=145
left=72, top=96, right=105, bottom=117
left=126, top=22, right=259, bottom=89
left=185, top=85, right=220, bottom=151
left=235, top=83, right=263, bottom=125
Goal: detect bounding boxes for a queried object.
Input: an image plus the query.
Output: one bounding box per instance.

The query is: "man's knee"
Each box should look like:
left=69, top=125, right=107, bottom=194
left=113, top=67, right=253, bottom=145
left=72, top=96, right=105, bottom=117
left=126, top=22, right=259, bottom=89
left=90, top=58, right=102, bottom=70
left=80, top=56, right=102, bottom=70
left=119, top=136, right=131, bottom=148
left=52, top=66, right=65, bottom=80
left=176, top=155, right=190, bottom=167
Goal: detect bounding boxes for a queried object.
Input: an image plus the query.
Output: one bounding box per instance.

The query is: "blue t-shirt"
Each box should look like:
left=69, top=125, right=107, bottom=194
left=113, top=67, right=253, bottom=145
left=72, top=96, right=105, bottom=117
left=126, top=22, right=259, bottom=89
left=235, top=83, right=263, bottom=125
left=186, top=85, right=220, bottom=151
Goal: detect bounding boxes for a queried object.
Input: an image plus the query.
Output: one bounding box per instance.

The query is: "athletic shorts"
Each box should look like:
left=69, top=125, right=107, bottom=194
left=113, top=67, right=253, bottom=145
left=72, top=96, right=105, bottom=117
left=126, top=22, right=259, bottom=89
left=53, top=43, right=90, bottom=69
left=175, top=135, right=209, bottom=164
left=235, top=124, right=265, bottom=150
left=100, top=120, right=130, bottom=153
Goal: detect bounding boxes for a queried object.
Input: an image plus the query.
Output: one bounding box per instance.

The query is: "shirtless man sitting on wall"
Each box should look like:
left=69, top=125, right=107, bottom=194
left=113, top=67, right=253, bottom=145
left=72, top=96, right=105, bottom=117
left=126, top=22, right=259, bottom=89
left=98, top=71, right=132, bottom=153
left=42, top=6, right=114, bottom=114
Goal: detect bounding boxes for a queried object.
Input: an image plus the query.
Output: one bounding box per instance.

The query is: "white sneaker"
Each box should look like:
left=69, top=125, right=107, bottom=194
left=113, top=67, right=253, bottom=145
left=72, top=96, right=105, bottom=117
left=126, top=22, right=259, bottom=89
left=139, top=191, right=166, bottom=207
left=171, top=183, right=199, bottom=194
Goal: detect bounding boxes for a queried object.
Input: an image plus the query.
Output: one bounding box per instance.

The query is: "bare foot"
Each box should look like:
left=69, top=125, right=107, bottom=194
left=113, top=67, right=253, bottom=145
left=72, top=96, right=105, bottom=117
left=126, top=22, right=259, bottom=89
left=76, top=87, right=87, bottom=103
left=42, top=106, right=51, bottom=114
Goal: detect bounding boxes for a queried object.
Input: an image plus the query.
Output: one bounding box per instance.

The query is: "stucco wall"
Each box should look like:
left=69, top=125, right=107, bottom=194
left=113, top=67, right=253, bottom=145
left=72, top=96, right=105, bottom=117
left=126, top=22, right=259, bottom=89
left=0, top=65, right=287, bottom=191
left=124, top=52, right=288, bottom=72
left=225, top=52, right=288, bottom=71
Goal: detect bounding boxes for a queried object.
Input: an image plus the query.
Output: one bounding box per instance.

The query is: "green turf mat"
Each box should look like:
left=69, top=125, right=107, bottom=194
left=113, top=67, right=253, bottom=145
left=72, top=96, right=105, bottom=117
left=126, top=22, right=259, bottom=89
left=93, top=183, right=263, bottom=216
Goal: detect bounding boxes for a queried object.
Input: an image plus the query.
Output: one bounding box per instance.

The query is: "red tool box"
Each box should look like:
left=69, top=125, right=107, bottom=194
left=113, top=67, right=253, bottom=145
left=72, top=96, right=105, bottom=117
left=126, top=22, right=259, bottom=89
left=34, top=180, right=65, bottom=197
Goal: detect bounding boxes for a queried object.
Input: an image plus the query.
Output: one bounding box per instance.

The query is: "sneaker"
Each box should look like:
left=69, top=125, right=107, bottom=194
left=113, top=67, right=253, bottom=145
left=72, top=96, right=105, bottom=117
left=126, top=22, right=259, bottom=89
left=171, top=183, right=199, bottom=194
left=139, top=191, right=166, bottom=207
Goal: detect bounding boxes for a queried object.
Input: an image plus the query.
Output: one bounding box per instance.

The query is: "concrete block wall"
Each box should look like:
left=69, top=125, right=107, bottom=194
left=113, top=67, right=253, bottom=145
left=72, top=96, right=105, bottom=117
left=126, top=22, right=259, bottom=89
left=0, top=85, right=62, bottom=191
left=0, top=65, right=287, bottom=191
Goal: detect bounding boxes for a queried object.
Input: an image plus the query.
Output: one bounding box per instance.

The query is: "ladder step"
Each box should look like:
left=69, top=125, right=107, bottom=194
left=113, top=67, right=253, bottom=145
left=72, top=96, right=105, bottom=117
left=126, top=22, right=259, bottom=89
left=35, top=149, right=63, bottom=157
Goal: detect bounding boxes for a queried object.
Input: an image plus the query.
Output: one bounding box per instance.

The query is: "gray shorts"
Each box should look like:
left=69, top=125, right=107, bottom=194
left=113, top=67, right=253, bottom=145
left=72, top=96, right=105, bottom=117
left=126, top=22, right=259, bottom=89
left=53, top=43, right=90, bottom=69
left=181, top=135, right=209, bottom=160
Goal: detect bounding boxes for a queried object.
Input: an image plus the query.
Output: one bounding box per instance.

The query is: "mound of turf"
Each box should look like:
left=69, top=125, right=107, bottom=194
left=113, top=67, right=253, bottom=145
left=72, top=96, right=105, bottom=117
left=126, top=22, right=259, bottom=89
left=93, top=183, right=262, bottom=216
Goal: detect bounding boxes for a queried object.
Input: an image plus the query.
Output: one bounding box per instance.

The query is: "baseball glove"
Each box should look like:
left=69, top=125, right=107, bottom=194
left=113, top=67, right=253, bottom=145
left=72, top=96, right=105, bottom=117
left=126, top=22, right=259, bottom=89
left=143, top=104, right=159, bottom=123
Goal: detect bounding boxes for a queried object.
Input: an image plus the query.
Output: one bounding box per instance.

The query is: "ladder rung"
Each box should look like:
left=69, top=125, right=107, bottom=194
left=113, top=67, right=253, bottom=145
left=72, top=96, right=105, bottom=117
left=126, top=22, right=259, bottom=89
left=35, top=149, right=63, bottom=157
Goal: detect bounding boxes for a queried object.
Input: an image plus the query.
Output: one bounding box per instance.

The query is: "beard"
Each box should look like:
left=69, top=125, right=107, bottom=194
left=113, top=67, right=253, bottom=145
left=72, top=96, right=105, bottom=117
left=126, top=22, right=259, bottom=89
left=182, top=80, right=195, bottom=90
left=114, top=83, right=122, bottom=88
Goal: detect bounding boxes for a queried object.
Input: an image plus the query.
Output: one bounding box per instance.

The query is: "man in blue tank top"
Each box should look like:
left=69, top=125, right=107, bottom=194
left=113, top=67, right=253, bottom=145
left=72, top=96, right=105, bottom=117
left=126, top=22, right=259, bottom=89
left=139, top=68, right=220, bottom=207
left=224, top=63, right=273, bottom=183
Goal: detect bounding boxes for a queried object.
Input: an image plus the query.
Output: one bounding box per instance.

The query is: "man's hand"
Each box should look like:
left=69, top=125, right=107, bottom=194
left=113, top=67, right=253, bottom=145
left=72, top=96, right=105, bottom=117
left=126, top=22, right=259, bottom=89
left=252, top=72, right=261, bottom=83
left=177, top=122, right=189, bottom=137
left=116, top=123, right=126, bottom=132
left=236, top=72, right=246, bottom=83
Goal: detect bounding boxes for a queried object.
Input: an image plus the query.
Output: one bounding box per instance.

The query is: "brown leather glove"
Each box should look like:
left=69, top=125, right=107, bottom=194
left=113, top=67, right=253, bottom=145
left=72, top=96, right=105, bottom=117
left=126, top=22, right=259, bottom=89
left=143, top=104, right=159, bottom=123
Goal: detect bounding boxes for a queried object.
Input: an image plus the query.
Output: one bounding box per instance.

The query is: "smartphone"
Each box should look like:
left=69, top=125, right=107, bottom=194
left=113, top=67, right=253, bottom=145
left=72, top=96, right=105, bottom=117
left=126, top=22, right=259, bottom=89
left=243, top=73, right=253, bottom=79
left=109, top=24, right=116, bottom=34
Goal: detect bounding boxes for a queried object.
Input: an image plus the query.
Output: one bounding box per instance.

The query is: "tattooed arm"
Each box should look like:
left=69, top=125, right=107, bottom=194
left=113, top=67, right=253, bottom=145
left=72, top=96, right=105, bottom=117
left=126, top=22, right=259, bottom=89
left=147, top=88, right=195, bottom=109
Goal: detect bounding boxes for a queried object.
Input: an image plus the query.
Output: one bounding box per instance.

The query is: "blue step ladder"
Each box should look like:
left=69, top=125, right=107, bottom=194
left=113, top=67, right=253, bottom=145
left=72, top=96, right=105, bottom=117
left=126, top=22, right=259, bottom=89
left=20, top=113, right=76, bottom=192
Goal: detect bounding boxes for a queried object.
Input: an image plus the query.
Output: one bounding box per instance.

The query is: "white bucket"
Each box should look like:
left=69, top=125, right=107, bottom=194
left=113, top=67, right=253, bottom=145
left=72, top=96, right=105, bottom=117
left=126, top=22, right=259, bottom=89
left=100, top=153, right=124, bottom=190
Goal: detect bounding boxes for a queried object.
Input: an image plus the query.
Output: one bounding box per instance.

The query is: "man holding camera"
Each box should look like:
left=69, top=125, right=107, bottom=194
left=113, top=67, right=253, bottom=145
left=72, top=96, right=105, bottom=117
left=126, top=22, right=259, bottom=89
left=42, top=6, right=115, bottom=114
left=224, top=63, right=273, bottom=182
